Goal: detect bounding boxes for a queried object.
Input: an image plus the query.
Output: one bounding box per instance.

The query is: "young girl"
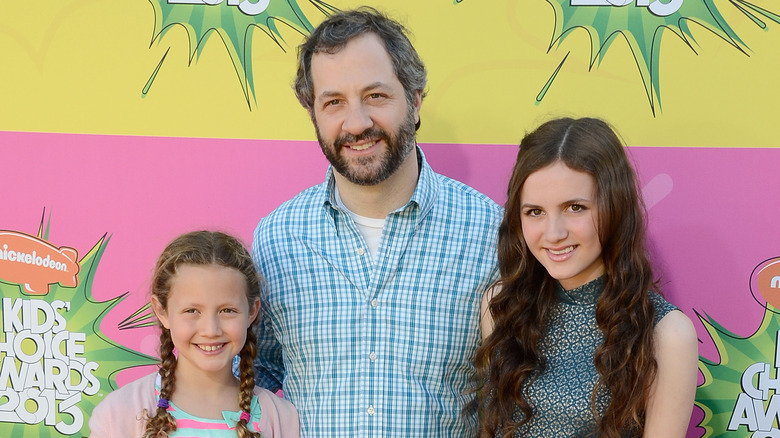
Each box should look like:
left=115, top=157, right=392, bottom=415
left=476, top=118, right=698, bottom=437
left=89, top=230, right=299, bottom=437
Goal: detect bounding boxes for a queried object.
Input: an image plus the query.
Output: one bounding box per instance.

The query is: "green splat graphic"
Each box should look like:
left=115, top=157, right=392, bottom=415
left=533, top=0, right=779, bottom=114
left=146, top=0, right=337, bottom=107
left=0, top=219, right=156, bottom=437
left=697, top=305, right=780, bottom=437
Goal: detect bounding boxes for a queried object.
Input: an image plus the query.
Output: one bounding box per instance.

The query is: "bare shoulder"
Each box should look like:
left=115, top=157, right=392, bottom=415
left=482, top=283, right=501, bottom=306
left=480, top=283, right=502, bottom=341
left=655, top=309, right=698, bottom=350
left=644, top=310, right=698, bottom=437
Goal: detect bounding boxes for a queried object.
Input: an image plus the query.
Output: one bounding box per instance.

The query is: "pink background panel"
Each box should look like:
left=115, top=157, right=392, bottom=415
left=1, top=131, right=778, bottom=391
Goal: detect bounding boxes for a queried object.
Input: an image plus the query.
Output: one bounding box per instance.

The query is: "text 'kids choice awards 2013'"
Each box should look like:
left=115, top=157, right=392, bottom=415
left=0, top=223, right=155, bottom=437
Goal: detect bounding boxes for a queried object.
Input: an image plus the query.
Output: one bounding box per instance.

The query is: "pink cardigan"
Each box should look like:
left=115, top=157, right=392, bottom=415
left=88, top=373, right=299, bottom=437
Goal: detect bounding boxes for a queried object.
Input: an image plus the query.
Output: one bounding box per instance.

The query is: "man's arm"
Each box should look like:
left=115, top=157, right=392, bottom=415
left=251, top=224, right=286, bottom=393
left=252, top=298, right=285, bottom=392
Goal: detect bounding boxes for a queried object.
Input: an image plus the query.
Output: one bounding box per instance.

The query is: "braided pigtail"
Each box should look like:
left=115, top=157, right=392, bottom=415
left=142, top=328, right=178, bottom=437
left=235, top=326, right=262, bottom=438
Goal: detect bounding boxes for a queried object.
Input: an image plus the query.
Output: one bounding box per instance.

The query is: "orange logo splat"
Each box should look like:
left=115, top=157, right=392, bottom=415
left=0, top=231, right=79, bottom=294
left=756, top=257, right=780, bottom=309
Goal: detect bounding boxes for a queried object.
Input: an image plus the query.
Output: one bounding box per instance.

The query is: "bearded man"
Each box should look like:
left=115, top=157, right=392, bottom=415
left=251, top=7, right=501, bottom=437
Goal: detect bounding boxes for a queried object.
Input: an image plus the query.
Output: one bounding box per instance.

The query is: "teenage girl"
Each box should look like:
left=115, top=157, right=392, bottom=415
left=477, top=118, right=698, bottom=437
left=89, top=230, right=299, bottom=437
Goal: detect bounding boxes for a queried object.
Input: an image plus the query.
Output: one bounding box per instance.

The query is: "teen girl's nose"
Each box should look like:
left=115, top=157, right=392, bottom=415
left=544, top=214, right=568, bottom=242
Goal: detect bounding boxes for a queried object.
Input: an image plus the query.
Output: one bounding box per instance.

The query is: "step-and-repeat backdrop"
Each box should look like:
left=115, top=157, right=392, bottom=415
left=1, top=1, right=778, bottom=436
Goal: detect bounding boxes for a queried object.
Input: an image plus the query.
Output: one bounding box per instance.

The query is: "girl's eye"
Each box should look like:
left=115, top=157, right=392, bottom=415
left=569, top=204, right=585, bottom=213
left=184, top=308, right=197, bottom=314
left=221, top=308, right=238, bottom=314
left=524, top=208, right=543, bottom=217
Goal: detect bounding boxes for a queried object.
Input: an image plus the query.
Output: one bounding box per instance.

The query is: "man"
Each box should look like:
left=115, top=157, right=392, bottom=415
left=252, top=7, right=501, bottom=437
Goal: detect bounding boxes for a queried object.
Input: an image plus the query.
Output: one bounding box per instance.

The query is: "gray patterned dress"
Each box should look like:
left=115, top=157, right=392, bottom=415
left=510, top=276, right=677, bottom=437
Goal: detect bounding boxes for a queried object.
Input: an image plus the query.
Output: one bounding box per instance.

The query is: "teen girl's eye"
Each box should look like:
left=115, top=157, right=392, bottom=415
left=524, top=208, right=543, bottom=217
left=568, top=204, right=586, bottom=213
left=221, top=307, right=238, bottom=314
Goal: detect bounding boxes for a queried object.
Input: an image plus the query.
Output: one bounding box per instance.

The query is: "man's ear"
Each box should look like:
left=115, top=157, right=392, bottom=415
left=151, top=295, right=169, bottom=329
left=412, top=90, right=422, bottom=124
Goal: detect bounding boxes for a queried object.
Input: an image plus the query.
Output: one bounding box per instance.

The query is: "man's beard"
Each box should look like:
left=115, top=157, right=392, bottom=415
left=315, top=106, right=417, bottom=186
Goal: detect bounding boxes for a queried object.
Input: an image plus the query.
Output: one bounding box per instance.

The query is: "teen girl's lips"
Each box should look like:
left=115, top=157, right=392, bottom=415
left=545, top=245, right=576, bottom=262
left=196, top=343, right=226, bottom=353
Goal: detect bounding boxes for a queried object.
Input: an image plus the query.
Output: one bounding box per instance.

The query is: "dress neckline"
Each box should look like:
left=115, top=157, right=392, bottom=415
left=555, top=276, right=605, bottom=305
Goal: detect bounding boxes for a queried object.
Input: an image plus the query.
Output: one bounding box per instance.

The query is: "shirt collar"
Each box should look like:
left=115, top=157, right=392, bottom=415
left=321, top=146, right=438, bottom=227
left=222, top=397, right=261, bottom=428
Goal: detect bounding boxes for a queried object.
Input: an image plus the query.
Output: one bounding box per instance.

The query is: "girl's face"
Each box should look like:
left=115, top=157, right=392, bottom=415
left=520, top=162, right=604, bottom=290
left=152, top=264, right=260, bottom=379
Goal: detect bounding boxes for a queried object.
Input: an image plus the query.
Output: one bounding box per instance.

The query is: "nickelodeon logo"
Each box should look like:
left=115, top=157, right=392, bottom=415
left=0, top=231, right=79, bottom=295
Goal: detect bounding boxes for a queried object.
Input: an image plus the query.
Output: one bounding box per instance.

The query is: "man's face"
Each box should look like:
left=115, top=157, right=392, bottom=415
left=309, top=32, right=421, bottom=186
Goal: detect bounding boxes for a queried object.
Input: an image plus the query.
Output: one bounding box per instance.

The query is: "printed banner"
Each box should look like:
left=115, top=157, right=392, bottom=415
left=0, top=0, right=779, bottom=436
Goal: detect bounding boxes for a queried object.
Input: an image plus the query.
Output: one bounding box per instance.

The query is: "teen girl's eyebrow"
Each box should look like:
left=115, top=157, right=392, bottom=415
left=520, top=198, right=593, bottom=210
left=560, top=197, right=593, bottom=206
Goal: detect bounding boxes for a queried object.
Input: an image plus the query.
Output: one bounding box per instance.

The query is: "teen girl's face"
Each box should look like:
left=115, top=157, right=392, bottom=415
left=520, top=161, right=604, bottom=290
left=153, top=264, right=260, bottom=379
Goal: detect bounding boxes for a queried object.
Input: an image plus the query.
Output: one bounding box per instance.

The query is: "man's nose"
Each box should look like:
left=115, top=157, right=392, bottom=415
left=342, top=103, right=373, bottom=135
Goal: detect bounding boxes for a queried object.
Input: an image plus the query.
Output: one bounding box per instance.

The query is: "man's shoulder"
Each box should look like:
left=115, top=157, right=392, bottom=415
left=432, top=172, right=503, bottom=215
left=257, top=183, right=327, bottom=230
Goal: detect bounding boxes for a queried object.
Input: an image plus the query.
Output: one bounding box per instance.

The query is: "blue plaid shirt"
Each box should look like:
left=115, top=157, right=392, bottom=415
left=251, top=148, right=501, bottom=437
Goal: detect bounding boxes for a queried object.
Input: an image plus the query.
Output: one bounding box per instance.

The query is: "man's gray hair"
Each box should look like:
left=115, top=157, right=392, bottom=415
left=294, top=7, right=428, bottom=116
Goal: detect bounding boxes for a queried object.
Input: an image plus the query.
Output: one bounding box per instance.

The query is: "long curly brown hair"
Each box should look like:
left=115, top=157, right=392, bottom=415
left=143, top=230, right=263, bottom=438
left=475, top=117, right=659, bottom=437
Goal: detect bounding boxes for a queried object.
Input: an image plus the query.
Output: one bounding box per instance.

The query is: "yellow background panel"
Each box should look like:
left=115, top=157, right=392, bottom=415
left=0, top=0, right=777, bottom=147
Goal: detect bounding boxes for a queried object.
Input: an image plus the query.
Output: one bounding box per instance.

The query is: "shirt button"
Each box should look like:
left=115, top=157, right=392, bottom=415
left=367, top=405, right=375, bottom=415
left=357, top=247, right=365, bottom=256
left=371, top=299, right=378, bottom=308
left=369, top=352, right=377, bottom=361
